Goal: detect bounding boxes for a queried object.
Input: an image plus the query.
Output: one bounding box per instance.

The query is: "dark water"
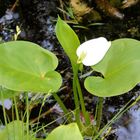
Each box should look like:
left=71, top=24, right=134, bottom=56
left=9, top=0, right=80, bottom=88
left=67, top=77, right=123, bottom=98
left=1, top=0, right=140, bottom=140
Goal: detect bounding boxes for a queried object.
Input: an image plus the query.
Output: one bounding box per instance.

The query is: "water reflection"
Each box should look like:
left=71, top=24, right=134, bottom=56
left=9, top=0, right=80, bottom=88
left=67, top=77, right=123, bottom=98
left=116, top=105, right=140, bottom=140
left=0, top=99, right=12, bottom=110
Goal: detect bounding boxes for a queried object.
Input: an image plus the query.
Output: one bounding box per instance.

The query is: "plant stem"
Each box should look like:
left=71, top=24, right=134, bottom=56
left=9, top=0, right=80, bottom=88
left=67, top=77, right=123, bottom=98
left=96, top=97, right=104, bottom=131
left=52, top=92, right=72, bottom=122
left=14, top=96, right=19, bottom=121
left=76, top=76, right=90, bottom=125
left=75, top=64, right=90, bottom=126
left=73, top=71, right=81, bottom=127
left=26, top=93, right=29, bottom=140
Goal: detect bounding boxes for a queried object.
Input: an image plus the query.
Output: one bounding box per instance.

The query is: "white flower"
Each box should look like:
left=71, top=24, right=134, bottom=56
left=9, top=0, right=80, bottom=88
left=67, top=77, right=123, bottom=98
left=76, top=37, right=111, bottom=66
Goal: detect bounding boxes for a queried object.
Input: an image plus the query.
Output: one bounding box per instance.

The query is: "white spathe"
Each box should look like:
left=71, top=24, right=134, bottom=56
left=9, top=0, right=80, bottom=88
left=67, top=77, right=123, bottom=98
left=76, top=37, right=111, bottom=66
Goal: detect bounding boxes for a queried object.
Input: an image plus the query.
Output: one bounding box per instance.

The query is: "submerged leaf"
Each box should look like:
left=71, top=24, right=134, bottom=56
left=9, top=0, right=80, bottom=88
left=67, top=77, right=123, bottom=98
left=0, top=41, right=62, bottom=93
left=85, top=38, right=140, bottom=97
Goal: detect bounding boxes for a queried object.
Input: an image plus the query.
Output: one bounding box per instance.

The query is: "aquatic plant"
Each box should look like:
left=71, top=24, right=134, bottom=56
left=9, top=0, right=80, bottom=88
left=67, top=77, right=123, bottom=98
left=0, top=40, right=63, bottom=140
left=1, top=16, right=140, bottom=140
left=55, top=16, right=140, bottom=137
left=0, top=120, right=82, bottom=140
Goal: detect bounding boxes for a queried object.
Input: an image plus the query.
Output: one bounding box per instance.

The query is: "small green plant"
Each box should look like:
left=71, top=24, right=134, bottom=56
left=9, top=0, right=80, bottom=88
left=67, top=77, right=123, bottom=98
left=0, top=120, right=34, bottom=140
left=1, top=16, right=140, bottom=140
left=0, top=120, right=82, bottom=140
left=55, top=16, right=140, bottom=138
left=0, top=40, right=63, bottom=140
left=56, top=17, right=91, bottom=129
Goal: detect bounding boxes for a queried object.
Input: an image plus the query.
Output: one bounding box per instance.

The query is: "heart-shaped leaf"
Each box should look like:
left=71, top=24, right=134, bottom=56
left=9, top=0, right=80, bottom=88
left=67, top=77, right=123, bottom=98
left=46, top=123, right=83, bottom=140
left=0, top=41, right=62, bottom=93
left=85, top=38, right=140, bottom=97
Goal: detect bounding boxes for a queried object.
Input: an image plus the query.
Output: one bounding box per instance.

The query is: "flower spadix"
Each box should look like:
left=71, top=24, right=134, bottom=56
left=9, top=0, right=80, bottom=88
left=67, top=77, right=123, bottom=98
left=76, top=37, right=111, bottom=66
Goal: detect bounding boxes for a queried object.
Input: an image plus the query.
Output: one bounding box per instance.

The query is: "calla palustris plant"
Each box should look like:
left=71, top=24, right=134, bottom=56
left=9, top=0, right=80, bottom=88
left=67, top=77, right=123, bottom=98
left=56, top=17, right=140, bottom=97
left=0, top=41, right=62, bottom=94
left=84, top=38, right=140, bottom=97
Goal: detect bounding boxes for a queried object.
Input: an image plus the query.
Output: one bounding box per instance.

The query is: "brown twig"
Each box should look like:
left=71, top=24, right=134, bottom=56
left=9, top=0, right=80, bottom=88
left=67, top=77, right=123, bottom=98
left=10, top=0, right=19, bottom=12
left=30, top=108, right=53, bottom=124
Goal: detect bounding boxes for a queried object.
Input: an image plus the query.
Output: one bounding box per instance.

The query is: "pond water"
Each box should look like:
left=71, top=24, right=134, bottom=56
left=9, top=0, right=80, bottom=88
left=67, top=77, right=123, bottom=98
left=1, top=0, right=140, bottom=140
left=116, top=105, right=140, bottom=140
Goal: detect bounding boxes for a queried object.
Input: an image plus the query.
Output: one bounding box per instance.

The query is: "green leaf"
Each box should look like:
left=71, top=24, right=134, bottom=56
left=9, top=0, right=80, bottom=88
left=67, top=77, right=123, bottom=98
left=0, top=41, right=62, bottom=93
left=0, top=87, right=19, bottom=99
left=55, top=17, right=80, bottom=65
left=0, top=120, right=35, bottom=140
left=46, top=123, right=83, bottom=140
left=85, top=38, right=140, bottom=97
